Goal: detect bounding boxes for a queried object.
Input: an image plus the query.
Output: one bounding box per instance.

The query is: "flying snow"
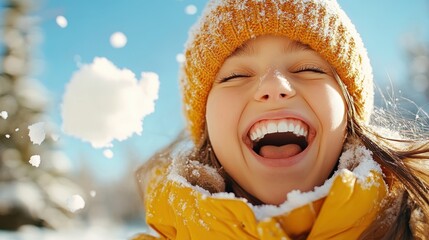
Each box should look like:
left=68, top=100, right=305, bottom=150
left=176, top=53, right=185, bottom=63
left=103, top=149, right=114, bottom=159
left=29, top=155, right=41, bottom=167
left=90, top=190, right=96, bottom=197
left=185, top=5, right=198, bottom=15
left=56, top=15, right=68, bottom=28
left=110, top=32, right=127, bottom=48
left=28, top=122, right=46, bottom=145
left=0, top=111, right=8, bottom=119
left=61, top=57, right=160, bottom=148
left=51, top=133, right=60, bottom=141
left=66, top=194, right=85, bottom=213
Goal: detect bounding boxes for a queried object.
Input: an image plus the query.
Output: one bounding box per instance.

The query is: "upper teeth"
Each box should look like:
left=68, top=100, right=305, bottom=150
left=249, top=119, right=308, bottom=142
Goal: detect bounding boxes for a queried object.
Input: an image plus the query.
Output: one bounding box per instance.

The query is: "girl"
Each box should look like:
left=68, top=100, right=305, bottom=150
left=135, top=0, right=429, bottom=239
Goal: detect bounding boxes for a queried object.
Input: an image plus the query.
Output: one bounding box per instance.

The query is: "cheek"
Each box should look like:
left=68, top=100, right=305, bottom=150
left=206, top=89, right=241, bottom=141
left=206, top=88, right=246, bottom=166
left=311, top=84, right=347, bottom=182
left=314, top=84, right=347, bottom=131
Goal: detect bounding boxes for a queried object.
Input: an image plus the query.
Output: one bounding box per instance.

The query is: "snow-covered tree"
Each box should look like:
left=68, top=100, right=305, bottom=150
left=0, top=0, right=83, bottom=230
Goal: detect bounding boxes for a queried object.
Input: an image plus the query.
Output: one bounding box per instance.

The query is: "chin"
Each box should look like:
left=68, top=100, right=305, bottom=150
left=261, top=195, right=287, bottom=205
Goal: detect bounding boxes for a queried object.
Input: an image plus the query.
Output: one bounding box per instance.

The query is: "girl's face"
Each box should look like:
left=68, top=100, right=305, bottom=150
left=206, top=35, right=347, bottom=205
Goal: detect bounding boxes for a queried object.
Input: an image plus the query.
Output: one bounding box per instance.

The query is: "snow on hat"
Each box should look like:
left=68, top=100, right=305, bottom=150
left=180, top=0, right=374, bottom=144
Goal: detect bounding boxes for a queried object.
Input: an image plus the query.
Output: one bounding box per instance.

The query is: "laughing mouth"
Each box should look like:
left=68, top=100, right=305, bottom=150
left=248, top=119, right=309, bottom=159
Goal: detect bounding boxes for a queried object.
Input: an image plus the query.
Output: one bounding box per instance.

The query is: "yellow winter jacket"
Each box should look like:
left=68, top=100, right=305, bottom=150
left=134, top=143, right=388, bottom=240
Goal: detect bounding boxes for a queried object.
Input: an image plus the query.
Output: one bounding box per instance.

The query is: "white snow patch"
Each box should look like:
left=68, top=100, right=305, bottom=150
left=252, top=177, right=333, bottom=220
left=191, top=169, right=200, bottom=177
left=0, top=111, right=8, bottom=119
left=168, top=170, right=212, bottom=196
left=56, top=15, right=68, bottom=28
left=110, top=32, right=127, bottom=48
left=61, top=57, right=159, bottom=148
left=66, top=194, right=85, bottom=213
left=185, top=5, right=198, bottom=15
left=212, top=192, right=241, bottom=200
left=29, top=155, right=41, bottom=167
left=28, top=122, right=46, bottom=145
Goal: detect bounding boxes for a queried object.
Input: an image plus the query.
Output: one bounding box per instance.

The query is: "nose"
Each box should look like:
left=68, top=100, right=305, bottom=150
left=254, top=70, right=296, bottom=102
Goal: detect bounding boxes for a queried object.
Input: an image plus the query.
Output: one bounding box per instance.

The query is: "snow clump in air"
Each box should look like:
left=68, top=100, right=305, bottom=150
left=29, top=155, right=41, bottom=167
left=61, top=57, right=160, bottom=148
left=185, top=5, right=198, bottom=15
left=110, top=32, right=127, bottom=48
left=103, top=149, right=114, bottom=159
left=0, top=111, right=8, bottom=119
left=90, top=190, right=96, bottom=197
left=176, top=53, right=185, bottom=63
left=66, top=194, right=85, bottom=213
left=56, top=15, right=68, bottom=28
left=28, top=122, right=46, bottom=145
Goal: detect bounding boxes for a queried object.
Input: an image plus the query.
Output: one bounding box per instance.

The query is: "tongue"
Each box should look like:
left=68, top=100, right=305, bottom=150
left=259, top=144, right=302, bottom=159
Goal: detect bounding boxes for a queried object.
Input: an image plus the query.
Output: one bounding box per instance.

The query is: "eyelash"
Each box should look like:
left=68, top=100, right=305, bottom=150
left=220, top=73, right=250, bottom=82
left=294, top=65, right=326, bottom=74
left=220, top=65, right=326, bottom=82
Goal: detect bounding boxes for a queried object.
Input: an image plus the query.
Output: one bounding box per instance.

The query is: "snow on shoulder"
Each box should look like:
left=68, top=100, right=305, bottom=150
left=61, top=57, right=159, bottom=148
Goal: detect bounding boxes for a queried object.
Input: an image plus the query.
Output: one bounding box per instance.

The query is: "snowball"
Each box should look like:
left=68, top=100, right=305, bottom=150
left=110, top=32, right=127, bottom=48
left=29, top=155, right=41, bottom=167
left=28, top=122, right=46, bottom=145
left=0, top=111, right=8, bottom=119
left=67, top=194, right=85, bottom=213
left=176, top=53, right=185, bottom=63
left=61, top=57, right=159, bottom=148
left=103, top=149, right=113, bottom=159
left=56, top=15, right=68, bottom=28
left=185, top=5, right=197, bottom=15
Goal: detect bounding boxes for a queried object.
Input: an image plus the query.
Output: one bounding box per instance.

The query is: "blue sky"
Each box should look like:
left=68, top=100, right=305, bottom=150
left=33, top=0, right=429, bottom=182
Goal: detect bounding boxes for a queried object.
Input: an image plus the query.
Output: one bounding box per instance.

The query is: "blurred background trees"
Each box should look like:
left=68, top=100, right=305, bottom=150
left=0, top=0, right=84, bottom=230
left=404, top=36, right=429, bottom=109
left=0, top=0, right=143, bottom=230
left=1, top=0, right=145, bottom=234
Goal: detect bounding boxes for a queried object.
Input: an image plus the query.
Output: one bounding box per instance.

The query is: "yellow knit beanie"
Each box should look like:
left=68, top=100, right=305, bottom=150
left=180, top=0, right=374, bottom=144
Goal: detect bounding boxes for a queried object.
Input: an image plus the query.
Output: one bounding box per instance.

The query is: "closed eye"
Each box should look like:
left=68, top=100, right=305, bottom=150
left=220, top=73, right=250, bottom=82
left=293, top=65, right=326, bottom=74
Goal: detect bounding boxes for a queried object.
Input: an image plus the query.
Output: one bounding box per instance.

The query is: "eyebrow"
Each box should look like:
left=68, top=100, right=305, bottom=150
left=229, top=40, right=314, bottom=58
left=230, top=42, right=255, bottom=57
left=284, top=41, right=313, bottom=53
